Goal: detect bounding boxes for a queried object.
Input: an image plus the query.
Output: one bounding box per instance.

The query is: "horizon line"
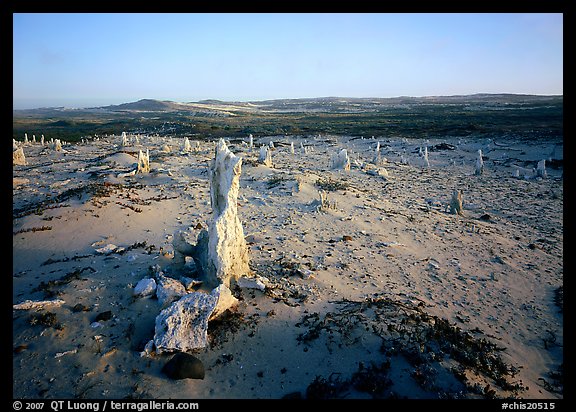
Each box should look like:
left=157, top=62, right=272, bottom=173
left=13, top=92, right=564, bottom=111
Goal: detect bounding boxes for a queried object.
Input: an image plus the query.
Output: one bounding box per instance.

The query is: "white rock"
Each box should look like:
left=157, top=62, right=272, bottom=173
left=133, top=278, right=157, bottom=297
left=170, top=140, right=250, bottom=289
left=153, top=284, right=238, bottom=353
left=95, top=244, right=120, bottom=254
left=137, top=149, right=150, bottom=174
left=378, top=168, right=389, bottom=177
left=140, top=340, right=155, bottom=357
left=536, top=159, right=547, bottom=178
left=156, top=274, right=187, bottom=306
left=54, top=349, right=77, bottom=358
left=181, top=276, right=202, bottom=290
left=13, top=147, right=27, bottom=166
left=475, top=149, right=484, bottom=175
left=118, top=170, right=136, bottom=178
left=13, top=299, right=65, bottom=310
left=422, top=147, right=430, bottom=168
left=450, top=190, right=464, bottom=216
left=203, top=139, right=250, bottom=287
left=367, top=166, right=389, bottom=177
left=380, top=241, right=404, bottom=247
left=296, top=269, right=314, bottom=280
left=237, top=276, right=266, bottom=291
left=182, top=137, right=192, bottom=153
left=258, top=145, right=272, bottom=167
left=428, top=260, right=440, bottom=270
left=210, top=284, right=239, bottom=319
left=52, top=139, right=62, bottom=151
left=332, top=149, right=350, bottom=171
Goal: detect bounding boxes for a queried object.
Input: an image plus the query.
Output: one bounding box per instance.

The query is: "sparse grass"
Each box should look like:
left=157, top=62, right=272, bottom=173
left=538, top=363, right=563, bottom=395
left=315, top=177, right=349, bottom=192
left=13, top=182, right=123, bottom=219
left=32, top=266, right=96, bottom=298
left=266, top=174, right=291, bottom=189
left=13, top=226, right=52, bottom=235
left=28, top=311, right=63, bottom=329
left=296, top=295, right=526, bottom=398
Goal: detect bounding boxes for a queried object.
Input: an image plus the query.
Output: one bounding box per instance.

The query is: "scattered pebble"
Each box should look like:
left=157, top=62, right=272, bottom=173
left=72, top=303, right=90, bottom=313
left=133, top=278, right=157, bottom=297
left=95, top=244, right=120, bottom=254
left=54, top=349, right=77, bottom=358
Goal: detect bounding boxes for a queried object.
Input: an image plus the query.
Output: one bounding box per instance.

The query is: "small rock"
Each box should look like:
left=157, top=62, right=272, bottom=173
left=95, top=311, right=113, bottom=322
left=133, top=278, right=157, bottom=297
left=54, top=349, right=77, bottom=358
left=140, top=340, right=155, bottom=358
left=154, top=285, right=237, bottom=353
left=162, top=352, right=205, bottom=380
left=90, top=322, right=103, bottom=328
left=181, top=276, right=203, bottom=290
left=95, top=244, right=119, bottom=254
left=479, top=214, right=491, bottom=221
left=72, top=303, right=90, bottom=313
left=428, top=260, right=440, bottom=270
left=237, top=276, right=266, bottom=291
left=13, top=299, right=66, bottom=310
left=156, top=275, right=187, bottom=306
left=297, top=269, right=314, bottom=280
left=342, top=235, right=353, bottom=242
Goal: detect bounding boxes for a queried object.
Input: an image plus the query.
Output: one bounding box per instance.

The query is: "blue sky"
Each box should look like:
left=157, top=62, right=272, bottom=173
left=13, top=13, right=563, bottom=109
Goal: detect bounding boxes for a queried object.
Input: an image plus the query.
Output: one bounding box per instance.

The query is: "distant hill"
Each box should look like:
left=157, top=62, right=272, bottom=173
left=250, top=94, right=562, bottom=106
left=14, top=94, right=562, bottom=115
left=98, top=99, right=181, bottom=112
left=13, top=93, right=562, bottom=142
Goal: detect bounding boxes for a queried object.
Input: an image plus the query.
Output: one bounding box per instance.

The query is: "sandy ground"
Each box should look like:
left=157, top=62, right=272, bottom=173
left=12, top=133, right=563, bottom=400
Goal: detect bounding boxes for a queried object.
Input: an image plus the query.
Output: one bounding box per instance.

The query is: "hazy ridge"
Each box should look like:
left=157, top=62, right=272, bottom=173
left=12, top=94, right=563, bottom=143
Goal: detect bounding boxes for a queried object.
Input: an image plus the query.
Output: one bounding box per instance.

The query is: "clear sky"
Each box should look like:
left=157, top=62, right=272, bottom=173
left=13, top=13, right=563, bottom=109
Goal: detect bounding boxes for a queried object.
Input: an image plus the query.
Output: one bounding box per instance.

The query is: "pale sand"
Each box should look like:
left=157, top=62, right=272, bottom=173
left=13, top=134, right=563, bottom=399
